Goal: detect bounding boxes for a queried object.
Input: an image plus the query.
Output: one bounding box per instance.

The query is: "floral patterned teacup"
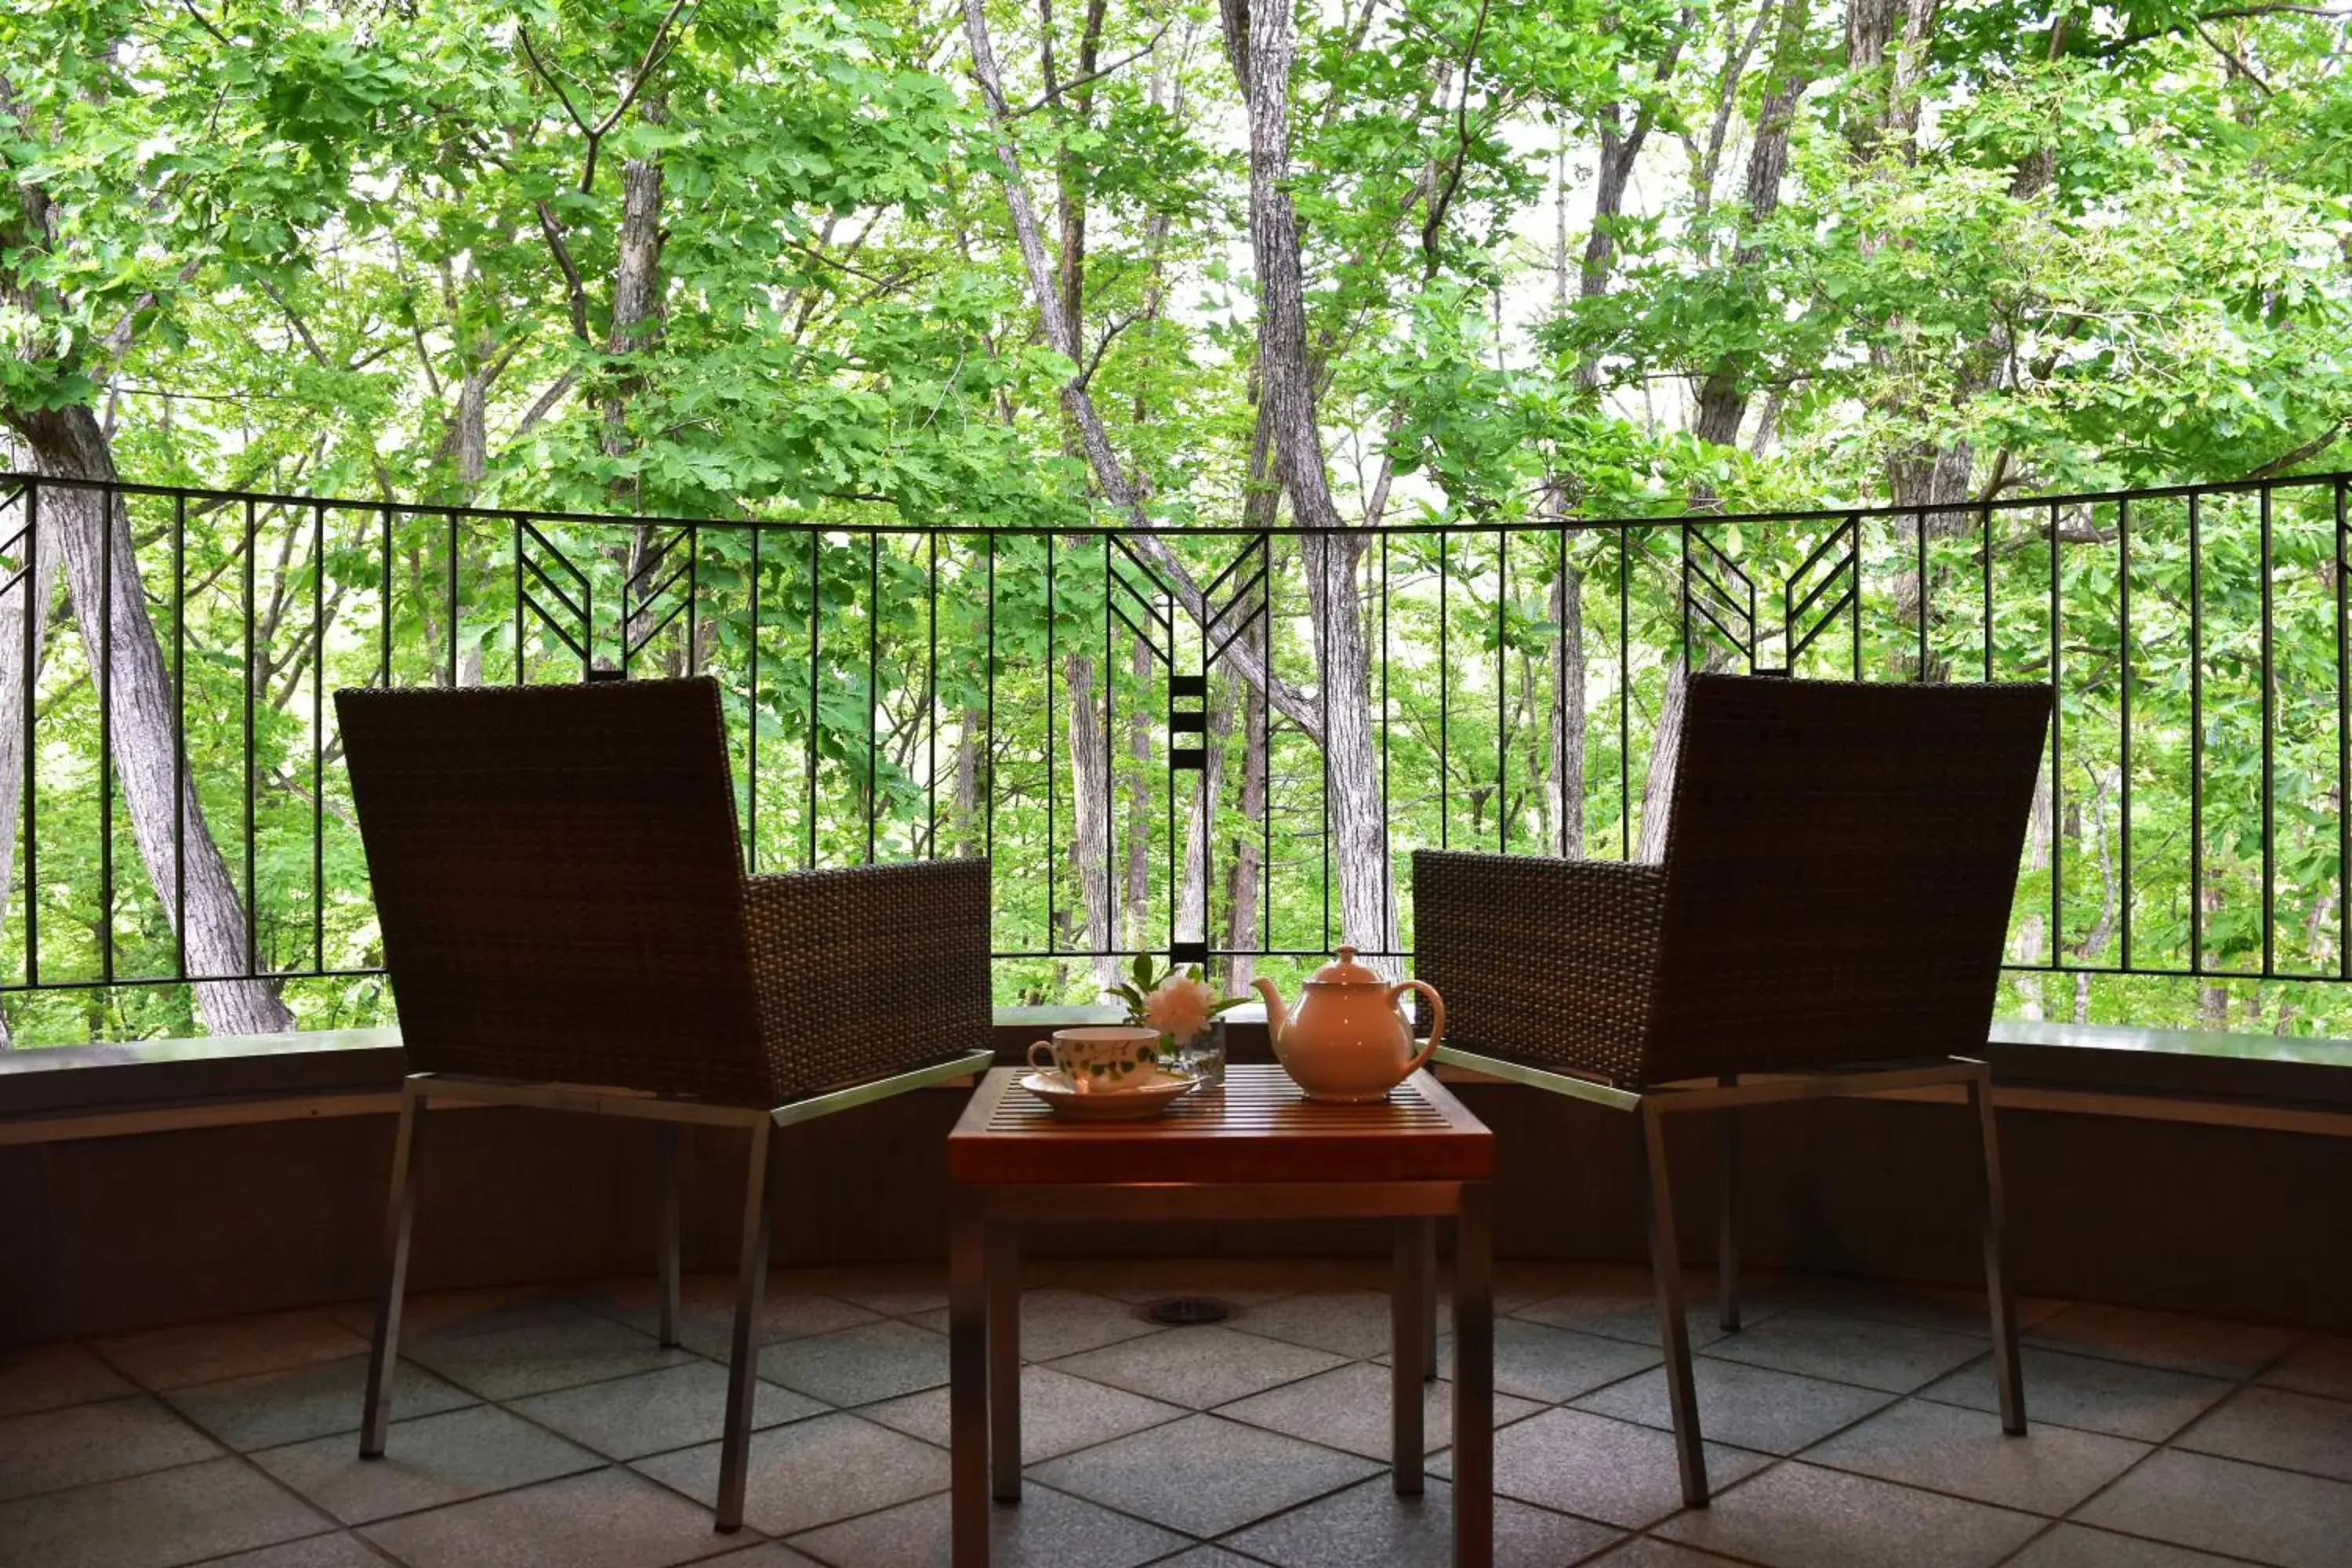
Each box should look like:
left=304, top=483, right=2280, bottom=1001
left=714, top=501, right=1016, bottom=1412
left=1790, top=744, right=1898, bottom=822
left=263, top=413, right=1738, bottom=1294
left=1027, top=1025, right=1161, bottom=1093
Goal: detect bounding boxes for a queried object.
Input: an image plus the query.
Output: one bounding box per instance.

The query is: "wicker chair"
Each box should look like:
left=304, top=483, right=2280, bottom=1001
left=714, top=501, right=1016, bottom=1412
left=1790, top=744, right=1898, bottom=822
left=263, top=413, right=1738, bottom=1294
left=1414, top=673, right=2052, bottom=1507
left=336, top=676, right=995, bottom=1533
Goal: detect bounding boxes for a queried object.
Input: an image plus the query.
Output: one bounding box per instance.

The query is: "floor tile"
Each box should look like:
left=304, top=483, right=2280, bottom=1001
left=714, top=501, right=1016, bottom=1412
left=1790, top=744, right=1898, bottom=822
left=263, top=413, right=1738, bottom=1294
left=0, top=1342, right=136, bottom=1419
left=1074, top=1258, right=1363, bottom=1308
left=1508, top=1263, right=1744, bottom=1352
left=2074, top=1447, right=2352, bottom=1568
left=1229, top=1290, right=1453, bottom=1360
left=1028, top=1412, right=1381, bottom=1537
left=1919, top=1346, right=2231, bottom=1443
left=2173, top=1383, right=2352, bottom=1483
left=1217, top=1361, right=1541, bottom=1459
left=200, top=1535, right=402, bottom=1568
left=95, top=1310, right=368, bottom=1392
left=1585, top=1542, right=1751, bottom=1567
left=2260, top=1334, right=2352, bottom=1403
left=328, top=1287, right=579, bottom=1343
left=631, top=1411, right=949, bottom=1538
left=755, top=1319, right=949, bottom=1406
left=2002, top=1522, right=2250, bottom=1567
left=1005, top=1289, right=1167, bottom=1362
left=860, top=1363, right=1185, bottom=1462
left=508, top=1360, right=825, bottom=1460
left=1142, top=1551, right=1261, bottom=1568
left=1657, top=1460, right=2042, bottom=1567
left=2026, top=1303, right=2302, bottom=1381
left=1221, top=1475, right=1620, bottom=1568
left=1468, top=1406, right=1770, bottom=1529
left=1783, top=1276, right=2066, bottom=1339
left=791, top=1265, right=947, bottom=1319
left=1797, top=1396, right=2147, bottom=1514
left=1699, top=1308, right=1984, bottom=1394
left=703, top=1548, right=822, bottom=1568
left=254, top=1403, right=601, bottom=1525
left=581, top=1274, right=881, bottom=1357
left=165, top=1353, right=474, bottom=1452
left=0, top=1454, right=330, bottom=1568
left=361, top=1465, right=742, bottom=1568
left=1047, top=1325, right=1346, bottom=1409
left=404, top=1316, right=694, bottom=1402
left=786, top=1481, right=1189, bottom=1568
left=0, top=1394, right=220, bottom=1502
left=1461, top=1319, right=1664, bottom=1405
left=1573, top=1358, right=1895, bottom=1455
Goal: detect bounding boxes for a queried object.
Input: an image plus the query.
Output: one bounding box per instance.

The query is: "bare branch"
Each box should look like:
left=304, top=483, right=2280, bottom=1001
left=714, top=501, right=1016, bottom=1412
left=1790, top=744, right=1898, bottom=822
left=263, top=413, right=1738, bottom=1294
left=535, top=199, right=593, bottom=342
left=1011, top=21, right=1172, bottom=117
left=1420, top=0, right=1494, bottom=280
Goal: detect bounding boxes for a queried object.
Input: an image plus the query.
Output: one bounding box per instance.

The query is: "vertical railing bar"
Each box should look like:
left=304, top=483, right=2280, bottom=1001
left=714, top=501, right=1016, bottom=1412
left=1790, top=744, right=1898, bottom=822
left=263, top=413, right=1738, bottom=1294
left=927, top=532, right=938, bottom=858
left=245, top=498, right=260, bottom=976
left=748, top=523, right=760, bottom=873
left=2260, top=484, right=2275, bottom=977
left=2336, top=478, right=2348, bottom=982
left=1746, top=540, right=1755, bottom=676
left=18, top=482, right=33, bottom=986
left=2118, top=496, right=2132, bottom=970
left=512, top=517, right=524, bottom=685
left=866, top=530, right=878, bottom=865
left=379, top=505, right=392, bottom=687
left=1168, top=582, right=1179, bottom=960
left=1047, top=532, right=1056, bottom=953
left=173, top=492, right=185, bottom=979
left=1916, top=510, right=1929, bottom=680
left=1381, top=532, right=1391, bottom=943
left=1556, top=527, right=1567, bottom=855
left=1103, top=534, right=1113, bottom=951
left=1680, top=524, right=1692, bottom=679
left=99, top=484, right=114, bottom=985
left=1849, top=516, right=1861, bottom=679
left=313, top=501, right=326, bottom=975
left=2190, top=491, right=2205, bottom=975
left=1982, top=503, right=1994, bottom=681
left=1319, top=543, right=1330, bottom=952
left=688, top=525, right=701, bottom=674
left=445, top=510, right=459, bottom=690
left=1263, top=545, right=1272, bottom=950
left=1496, top=529, right=1507, bottom=855
left=2049, top=500, right=2062, bottom=971
left=1618, top=527, right=1629, bottom=861
left=806, top=529, right=819, bottom=871
left=985, top=534, right=996, bottom=873
left=1439, top=532, right=1449, bottom=853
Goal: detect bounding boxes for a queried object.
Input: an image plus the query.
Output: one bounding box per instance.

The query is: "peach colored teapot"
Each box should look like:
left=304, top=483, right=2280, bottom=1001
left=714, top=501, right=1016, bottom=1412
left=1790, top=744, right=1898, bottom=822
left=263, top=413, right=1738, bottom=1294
left=1254, top=947, right=1445, bottom=1103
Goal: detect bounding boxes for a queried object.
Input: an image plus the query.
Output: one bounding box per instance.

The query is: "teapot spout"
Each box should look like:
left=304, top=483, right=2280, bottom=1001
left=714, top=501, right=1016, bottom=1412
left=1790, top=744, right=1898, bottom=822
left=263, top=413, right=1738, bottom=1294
left=1251, top=976, right=1288, bottom=1044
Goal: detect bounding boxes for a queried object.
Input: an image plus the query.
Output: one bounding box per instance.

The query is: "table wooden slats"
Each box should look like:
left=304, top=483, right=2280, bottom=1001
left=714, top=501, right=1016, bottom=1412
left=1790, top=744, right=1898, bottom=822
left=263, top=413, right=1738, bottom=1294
left=949, top=1064, right=1494, bottom=1185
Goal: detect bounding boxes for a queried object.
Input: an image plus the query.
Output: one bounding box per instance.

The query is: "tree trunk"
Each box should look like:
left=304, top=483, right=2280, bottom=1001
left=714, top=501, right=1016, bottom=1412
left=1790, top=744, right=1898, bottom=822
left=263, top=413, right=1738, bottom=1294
left=1241, top=0, right=1394, bottom=957
left=1123, top=633, right=1152, bottom=945
left=13, top=408, right=293, bottom=1033
left=0, top=481, right=63, bottom=1046
left=1063, top=652, right=1120, bottom=990
left=1548, top=561, right=1585, bottom=858
left=1223, top=676, right=1266, bottom=993
left=952, top=706, right=982, bottom=856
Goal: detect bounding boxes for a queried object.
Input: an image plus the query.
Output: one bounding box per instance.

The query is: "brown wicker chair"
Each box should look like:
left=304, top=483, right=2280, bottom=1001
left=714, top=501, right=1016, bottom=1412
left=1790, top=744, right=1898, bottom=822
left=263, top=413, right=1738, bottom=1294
left=336, top=676, right=994, bottom=1533
left=1414, top=673, right=2051, bottom=1507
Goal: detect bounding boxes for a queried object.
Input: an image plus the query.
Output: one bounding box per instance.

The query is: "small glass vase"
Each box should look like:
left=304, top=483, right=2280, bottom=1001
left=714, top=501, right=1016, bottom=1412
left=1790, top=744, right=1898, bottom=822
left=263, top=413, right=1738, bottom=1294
left=1163, top=1018, right=1226, bottom=1087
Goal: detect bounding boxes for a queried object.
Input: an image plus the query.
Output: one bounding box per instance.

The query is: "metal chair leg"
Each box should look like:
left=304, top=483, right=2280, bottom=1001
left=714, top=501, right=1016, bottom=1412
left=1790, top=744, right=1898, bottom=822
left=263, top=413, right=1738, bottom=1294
left=1969, top=1065, right=2027, bottom=1435
left=1641, top=1100, right=1710, bottom=1507
left=1420, top=1216, right=1439, bottom=1381
left=988, top=1224, right=1021, bottom=1503
left=360, top=1080, right=425, bottom=1458
left=1717, top=1076, right=1740, bottom=1333
left=714, top=1118, right=775, bottom=1534
left=657, top=1123, right=684, bottom=1348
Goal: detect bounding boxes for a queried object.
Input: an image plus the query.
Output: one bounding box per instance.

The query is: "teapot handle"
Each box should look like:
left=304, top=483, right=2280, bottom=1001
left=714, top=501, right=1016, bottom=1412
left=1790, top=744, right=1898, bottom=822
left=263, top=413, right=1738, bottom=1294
left=1387, top=979, right=1445, bottom=1077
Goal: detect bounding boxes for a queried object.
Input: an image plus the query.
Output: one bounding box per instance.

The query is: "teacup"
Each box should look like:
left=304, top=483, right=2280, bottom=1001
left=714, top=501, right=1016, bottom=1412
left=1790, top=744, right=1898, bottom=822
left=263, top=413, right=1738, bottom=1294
left=1028, top=1025, right=1161, bottom=1093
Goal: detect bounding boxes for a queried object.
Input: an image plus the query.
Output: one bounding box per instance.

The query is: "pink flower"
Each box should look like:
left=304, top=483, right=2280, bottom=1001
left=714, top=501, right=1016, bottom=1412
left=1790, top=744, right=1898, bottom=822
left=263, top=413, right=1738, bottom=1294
left=1143, top=975, right=1216, bottom=1042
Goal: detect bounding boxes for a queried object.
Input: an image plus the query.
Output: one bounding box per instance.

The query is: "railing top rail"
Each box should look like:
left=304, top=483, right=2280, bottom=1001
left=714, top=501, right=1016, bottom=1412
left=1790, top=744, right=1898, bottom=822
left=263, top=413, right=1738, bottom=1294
left=3, top=469, right=2344, bottom=541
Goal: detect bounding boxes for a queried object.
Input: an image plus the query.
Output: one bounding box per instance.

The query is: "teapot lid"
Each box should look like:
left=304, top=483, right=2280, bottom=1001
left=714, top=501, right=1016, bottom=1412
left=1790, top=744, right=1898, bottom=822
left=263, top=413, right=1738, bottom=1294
left=1308, top=946, right=1385, bottom=986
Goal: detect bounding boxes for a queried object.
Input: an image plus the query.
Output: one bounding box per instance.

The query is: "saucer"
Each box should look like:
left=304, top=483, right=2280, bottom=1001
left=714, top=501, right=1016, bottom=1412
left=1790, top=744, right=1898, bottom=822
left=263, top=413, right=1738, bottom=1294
left=1019, top=1068, right=1203, bottom=1120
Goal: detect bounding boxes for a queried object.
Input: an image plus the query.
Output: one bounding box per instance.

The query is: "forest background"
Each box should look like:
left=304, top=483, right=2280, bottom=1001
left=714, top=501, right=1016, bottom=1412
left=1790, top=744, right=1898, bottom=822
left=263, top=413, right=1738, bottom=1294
left=2, top=0, right=2349, bottom=1047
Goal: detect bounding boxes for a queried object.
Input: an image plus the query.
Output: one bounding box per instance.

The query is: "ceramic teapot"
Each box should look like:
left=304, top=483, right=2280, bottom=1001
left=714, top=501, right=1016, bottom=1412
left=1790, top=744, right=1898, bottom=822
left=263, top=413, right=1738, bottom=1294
left=1254, top=947, right=1445, bottom=1103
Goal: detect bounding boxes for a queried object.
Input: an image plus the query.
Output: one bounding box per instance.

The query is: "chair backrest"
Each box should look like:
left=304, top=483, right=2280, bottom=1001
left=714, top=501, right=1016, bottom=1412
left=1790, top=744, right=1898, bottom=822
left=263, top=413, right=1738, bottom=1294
left=1644, top=673, right=2051, bottom=1080
left=337, top=677, right=773, bottom=1105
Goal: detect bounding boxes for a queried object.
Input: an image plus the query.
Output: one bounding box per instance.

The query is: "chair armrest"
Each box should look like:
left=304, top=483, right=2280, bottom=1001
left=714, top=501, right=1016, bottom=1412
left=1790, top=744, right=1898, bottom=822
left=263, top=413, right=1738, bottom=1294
left=1410, top=850, right=1665, bottom=1087
left=745, top=858, right=994, bottom=1104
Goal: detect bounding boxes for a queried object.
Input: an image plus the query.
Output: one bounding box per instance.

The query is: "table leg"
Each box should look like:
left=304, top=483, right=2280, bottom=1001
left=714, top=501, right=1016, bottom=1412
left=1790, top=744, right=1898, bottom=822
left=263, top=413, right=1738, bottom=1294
left=949, top=1188, right=989, bottom=1568
left=1392, top=1217, right=1432, bottom=1494
left=989, top=1223, right=1022, bottom=1502
left=1454, top=1183, right=1494, bottom=1568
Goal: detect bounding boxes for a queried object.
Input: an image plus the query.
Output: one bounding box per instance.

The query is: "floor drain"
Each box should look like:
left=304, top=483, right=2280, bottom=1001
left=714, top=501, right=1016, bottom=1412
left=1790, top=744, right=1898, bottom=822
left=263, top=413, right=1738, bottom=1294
left=1140, top=1296, right=1232, bottom=1327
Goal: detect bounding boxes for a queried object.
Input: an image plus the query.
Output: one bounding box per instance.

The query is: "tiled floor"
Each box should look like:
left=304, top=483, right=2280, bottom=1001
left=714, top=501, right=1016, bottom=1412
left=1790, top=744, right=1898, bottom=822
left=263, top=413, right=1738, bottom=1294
left=2, top=1261, right=2344, bottom=1567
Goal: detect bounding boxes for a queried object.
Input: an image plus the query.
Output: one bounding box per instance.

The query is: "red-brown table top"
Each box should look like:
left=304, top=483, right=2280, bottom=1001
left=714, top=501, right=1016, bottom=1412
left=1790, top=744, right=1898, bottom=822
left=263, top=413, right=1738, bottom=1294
left=948, top=1065, right=1494, bottom=1186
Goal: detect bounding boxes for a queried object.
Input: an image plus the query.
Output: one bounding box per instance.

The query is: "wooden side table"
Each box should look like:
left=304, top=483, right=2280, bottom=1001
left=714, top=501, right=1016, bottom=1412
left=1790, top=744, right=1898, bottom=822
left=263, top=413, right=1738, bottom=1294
left=946, top=1065, right=1497, bottom=1566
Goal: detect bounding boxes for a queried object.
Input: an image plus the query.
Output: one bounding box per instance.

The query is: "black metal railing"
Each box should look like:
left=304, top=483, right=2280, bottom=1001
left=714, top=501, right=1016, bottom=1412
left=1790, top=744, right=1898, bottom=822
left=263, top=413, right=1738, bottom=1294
left=0, top=469, right=2344, bottom=1044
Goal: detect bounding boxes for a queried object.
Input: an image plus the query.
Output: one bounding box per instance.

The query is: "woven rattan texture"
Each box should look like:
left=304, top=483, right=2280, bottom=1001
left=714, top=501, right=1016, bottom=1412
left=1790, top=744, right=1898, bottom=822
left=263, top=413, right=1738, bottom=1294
left=1411, top=852, right=1664, bottom=1085
left=747, top=858, right=993, bottom=1101
left=1412, top=675, right=2050, bottom=1088
left=338, top=678, right=995, bottom=1109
